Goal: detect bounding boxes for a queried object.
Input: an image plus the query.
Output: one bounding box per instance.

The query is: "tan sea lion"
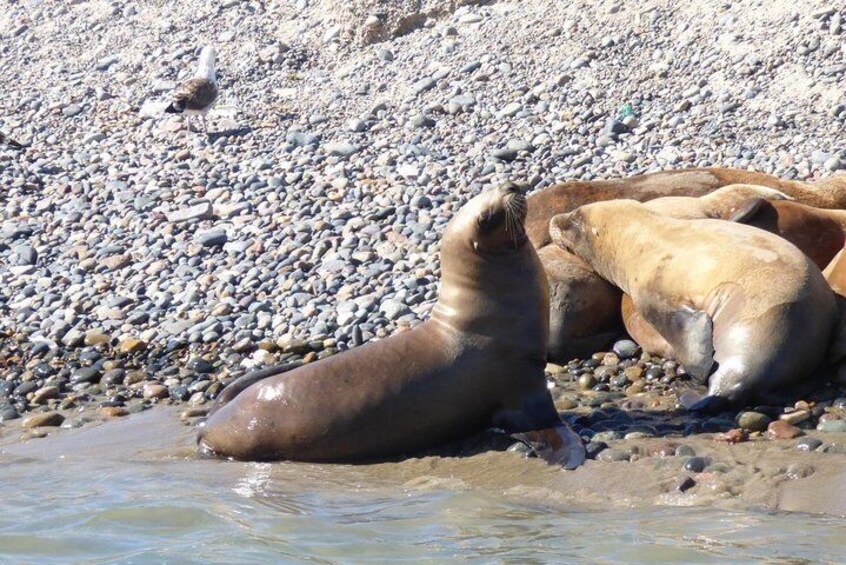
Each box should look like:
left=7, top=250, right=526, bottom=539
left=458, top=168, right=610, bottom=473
left=642, top=190, right=846, bottom=269
left=822, top=246, right=846, bottom=388
left=620, top=293, right=673, bottom=360
left=550, top=199, right=837, bottom=407
left=623, top=211, right=846, bottom=362
left=824, top=247, right=846, bottom=297
left=198, top=183, right=586, bottom=468
left=527, top=169, right=846, bottom=362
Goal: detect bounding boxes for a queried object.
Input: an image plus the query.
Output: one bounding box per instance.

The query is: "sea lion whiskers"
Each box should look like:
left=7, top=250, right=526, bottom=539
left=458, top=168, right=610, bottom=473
left=505, top=198, right=520, bottom=246
left=503, top=185, right=528, bottom=247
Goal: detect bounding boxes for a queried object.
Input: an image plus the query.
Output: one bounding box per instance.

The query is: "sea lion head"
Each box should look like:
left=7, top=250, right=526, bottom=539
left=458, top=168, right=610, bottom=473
left=549, top=199, right=644, bottom=262
left=702, top=184, right=793, bottom=219
left=436, top=181, right=545, bottom=339
left=446, top=181, right=530, bottom=255
left=549, top=207, right=591, bottom=259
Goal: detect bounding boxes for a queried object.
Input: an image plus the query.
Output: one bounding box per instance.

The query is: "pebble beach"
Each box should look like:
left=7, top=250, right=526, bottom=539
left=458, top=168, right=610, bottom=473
left=3, top=0, right=846, bottom=504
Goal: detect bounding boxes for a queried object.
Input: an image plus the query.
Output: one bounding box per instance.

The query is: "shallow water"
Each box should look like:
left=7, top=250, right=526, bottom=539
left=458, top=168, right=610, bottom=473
left=0, top=411, right=844, bottom=564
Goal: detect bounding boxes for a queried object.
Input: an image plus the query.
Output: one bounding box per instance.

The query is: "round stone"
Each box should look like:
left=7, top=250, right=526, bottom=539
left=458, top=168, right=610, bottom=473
left=817, top=419, right=846, bottom=433
left=736, top=411, right=771, bottom=432
left=795, top=437, right=823, bottom=451
left=613, top=340, right=640, bottom=359
left=596, top=448, right=630, bottom=462
left=21, top=411, right=65, bottom=429
left=767, top=419, right=804, bottom=439
left=675, top=444, right=696, bottom=457
left=783, top=463, right=814, bottom=480
left=683, top=456, right=709, bottom=473
left=578, top=374, right=597, bottom=390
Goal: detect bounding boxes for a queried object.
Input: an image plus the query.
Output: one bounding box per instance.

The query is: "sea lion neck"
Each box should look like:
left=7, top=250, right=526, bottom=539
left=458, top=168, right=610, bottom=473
left=431, top=237, right=548, bottom=348
left=578, top=207, right=648, bottom=296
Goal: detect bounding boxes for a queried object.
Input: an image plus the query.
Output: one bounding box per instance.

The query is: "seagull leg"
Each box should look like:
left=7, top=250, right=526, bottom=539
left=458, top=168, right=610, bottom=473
left=202, top=114, right=209, bottom=135
left=185, top=116, right=192, bottom=132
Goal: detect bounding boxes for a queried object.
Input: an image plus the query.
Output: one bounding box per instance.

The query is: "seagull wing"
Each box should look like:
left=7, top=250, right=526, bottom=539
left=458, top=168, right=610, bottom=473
left=170, top=78, right=218, bottom=112
left=0, top=131, right=25, bottom=149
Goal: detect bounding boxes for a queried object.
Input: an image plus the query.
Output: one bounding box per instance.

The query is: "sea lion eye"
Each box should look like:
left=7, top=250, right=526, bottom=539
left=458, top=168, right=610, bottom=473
left=477, top=209, right=505, bottom=232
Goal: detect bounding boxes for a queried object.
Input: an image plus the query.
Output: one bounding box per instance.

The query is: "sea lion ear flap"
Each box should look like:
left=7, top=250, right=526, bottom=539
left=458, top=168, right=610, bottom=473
left=726, top=197, right=768, bottom=224
left=549, top=211, right=577, bottom=248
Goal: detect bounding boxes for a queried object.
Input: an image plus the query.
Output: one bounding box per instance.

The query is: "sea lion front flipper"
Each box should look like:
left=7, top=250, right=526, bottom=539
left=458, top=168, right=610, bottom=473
left=206, top=361, right=302, bottom=417
left=636, top=294, right=715, bottom=381
left=677, top=390, right=732, bottom=414
left=512, top=424, right=586, bottom=470
left=667, top=306, right=715, bottom=381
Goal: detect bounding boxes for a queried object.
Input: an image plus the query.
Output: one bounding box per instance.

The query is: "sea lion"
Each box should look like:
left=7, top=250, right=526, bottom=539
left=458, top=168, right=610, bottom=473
left=726, top=199, right=846, bottom=270
left=623, top=200, right=846, bottom=360
left=539, top=245, right=622, bottom=363
left=527, top=168, right=846, bottom=362
left=198, top=183, right=586, bottom=468
left=641, top=190, right=846, bottom=270
left=620, top=293, right=674, bottom=360
left=550, top=199, right=837, bottom=406
left=527, top=168, right=846, bottom=250
left=642, top=183, right=793, bottom=220
left=823, top=246, right=846, bottom=382
left=824, top=247, right=846, bottom=297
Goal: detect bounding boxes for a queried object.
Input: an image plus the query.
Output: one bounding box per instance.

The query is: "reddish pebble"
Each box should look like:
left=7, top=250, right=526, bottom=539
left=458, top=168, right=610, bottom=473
left=768, top=419, right=804, bottom=440
left=100, top=407, right=129, bottom=419
left=715, top=428, right=748, bottom=443
left=648, top=443, right=679, bottom=457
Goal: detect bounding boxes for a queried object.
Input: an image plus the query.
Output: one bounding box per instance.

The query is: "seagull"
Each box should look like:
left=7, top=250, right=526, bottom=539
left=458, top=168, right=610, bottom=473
left=0, top=131, right=25, bottom=150
left=165, top=46, right=219, bottom=134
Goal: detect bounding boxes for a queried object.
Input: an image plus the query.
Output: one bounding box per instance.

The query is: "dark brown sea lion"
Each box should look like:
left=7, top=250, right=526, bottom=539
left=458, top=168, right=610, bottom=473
left=551, top=199, right=837, bottom=407
left=539, top=245, right=621, bottom=363
left=528, top=169, right=846, bottom=363
left=726, top=199, right=846, bottom=270
left=198, top=183, right=585, bottom=468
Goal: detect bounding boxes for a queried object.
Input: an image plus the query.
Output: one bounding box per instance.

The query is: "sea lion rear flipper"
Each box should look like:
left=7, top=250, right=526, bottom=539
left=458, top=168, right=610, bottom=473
left=667, top=306, right=715, bottom=380
left=495, top=394, right=586, bottom=470
left=512, top=424, right=586, bottom=470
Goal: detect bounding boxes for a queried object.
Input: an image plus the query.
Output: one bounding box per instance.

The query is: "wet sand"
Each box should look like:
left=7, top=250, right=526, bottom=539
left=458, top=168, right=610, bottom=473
left=2, top=406, right=845, bottom=517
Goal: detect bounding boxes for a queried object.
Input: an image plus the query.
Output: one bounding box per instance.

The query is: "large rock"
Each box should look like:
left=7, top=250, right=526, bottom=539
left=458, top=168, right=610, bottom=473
left=167, top=202, right=213, bottom=223
left=315, top=0, right=489, bottom=45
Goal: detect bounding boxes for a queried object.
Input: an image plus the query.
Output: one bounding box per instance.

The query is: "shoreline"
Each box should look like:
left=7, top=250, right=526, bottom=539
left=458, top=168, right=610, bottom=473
left=3, top=399, right=846, bottom=517
left=3, top=338, right=846, bottom=518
